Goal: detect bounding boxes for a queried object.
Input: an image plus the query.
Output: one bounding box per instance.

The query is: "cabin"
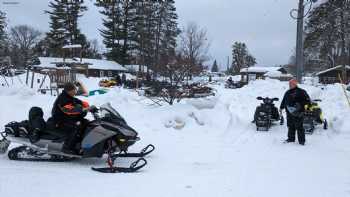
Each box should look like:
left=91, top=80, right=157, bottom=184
left=316, top=65, right=350, bottom=84
left=240, top=66, right=292, bottom=83
left=33, top=57, right=127, bottom=88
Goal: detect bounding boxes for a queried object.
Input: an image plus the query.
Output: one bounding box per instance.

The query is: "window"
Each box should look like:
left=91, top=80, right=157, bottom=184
left=100, top=70, right=104, bottom=77
left=108, top=71, right=113, bottom=77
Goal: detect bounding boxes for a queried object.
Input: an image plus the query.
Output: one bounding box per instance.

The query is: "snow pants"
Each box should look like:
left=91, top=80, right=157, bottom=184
left=287, top=114, right=305, bottom=144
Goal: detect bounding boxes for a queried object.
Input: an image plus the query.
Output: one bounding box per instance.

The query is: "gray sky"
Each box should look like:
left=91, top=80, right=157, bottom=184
left=0, top=0, right=301, bottom=69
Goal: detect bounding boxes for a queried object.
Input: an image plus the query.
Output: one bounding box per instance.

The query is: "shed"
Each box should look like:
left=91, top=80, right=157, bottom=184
left=240, top=66, right=288, bottom=83
left=35, top=57, right=127, bottom=78
left=316, top=65, right=350, bottom=84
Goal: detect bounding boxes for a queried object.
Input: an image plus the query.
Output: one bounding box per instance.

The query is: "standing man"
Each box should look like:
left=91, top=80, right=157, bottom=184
left=280, top=79, right=310, bottom=145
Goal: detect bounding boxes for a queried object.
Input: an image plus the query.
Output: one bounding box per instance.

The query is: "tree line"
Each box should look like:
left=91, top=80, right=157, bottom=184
left=303, top=0, right=350, bottom=73
left=0, top=0, right=211, bottom=79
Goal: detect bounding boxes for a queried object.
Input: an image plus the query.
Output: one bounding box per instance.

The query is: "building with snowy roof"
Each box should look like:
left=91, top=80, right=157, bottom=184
left=240, top=66, right=292, bottom=82
left=33, top=57, right=127, bottom=88
left=316, top=65, right=350, bottom=84
left=35, top=57, right=127, bottom=77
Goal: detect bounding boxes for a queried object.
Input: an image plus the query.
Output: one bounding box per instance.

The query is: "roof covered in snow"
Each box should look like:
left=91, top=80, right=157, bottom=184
left=316, top=65, right=350, bottom=76
left=264, top=70, right=293, bottom=78
left=124, top=65, right=153, bottom=73
left=62, top=44, right=82, bottom=49
left=240, top=66, right=285, bottom=74
left=35, top=57, right=127, bottom=71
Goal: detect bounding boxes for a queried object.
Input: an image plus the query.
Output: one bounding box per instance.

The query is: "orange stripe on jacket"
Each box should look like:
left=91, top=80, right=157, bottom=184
left=61, top=104, right=83, bottom=116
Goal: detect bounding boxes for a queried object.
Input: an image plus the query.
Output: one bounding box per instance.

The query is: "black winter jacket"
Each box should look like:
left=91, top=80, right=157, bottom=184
left=280, top=87, right=311, bottom=116
left=51, top=91, right=86, bottom=124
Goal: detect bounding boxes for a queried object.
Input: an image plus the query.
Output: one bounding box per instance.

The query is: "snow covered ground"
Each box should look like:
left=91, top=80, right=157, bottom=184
left=1, top=76, right=350, bottom=197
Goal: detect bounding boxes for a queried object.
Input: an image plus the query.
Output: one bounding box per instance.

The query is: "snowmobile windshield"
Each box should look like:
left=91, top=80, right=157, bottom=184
left=99, top=103, right=125, bottom=121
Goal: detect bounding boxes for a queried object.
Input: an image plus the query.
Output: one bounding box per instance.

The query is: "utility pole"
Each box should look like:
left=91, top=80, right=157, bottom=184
left=295, top=0, right=305, bottom=83
left=226, top=56, right=230, bottom=73
left=291, top=0, right=317, bottom=83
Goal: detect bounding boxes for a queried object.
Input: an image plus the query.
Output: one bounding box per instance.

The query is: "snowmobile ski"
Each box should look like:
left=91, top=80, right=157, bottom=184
left=91, top=158, right=147, bottom=173
left=112, top=144, right=155, bottom=158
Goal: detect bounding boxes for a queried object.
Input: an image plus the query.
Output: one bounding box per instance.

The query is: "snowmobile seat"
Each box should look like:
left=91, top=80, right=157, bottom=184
left=42, top=119, right=68, bottom=142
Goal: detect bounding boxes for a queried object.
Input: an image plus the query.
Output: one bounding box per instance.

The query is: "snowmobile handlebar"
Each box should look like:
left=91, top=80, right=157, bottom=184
left=257, top=97, right=279, bottom=102
left=87, top=105, right=100, bottom=120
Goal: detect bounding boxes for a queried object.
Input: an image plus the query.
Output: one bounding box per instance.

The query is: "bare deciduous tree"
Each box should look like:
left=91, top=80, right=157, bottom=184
left=178, top=22, right=210, bottom=77
left=9, top=25, right=42, bottom=67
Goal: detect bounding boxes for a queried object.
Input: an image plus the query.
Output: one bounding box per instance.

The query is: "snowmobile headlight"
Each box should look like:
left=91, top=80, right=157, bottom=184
left=119, top=139, right=126, bottom=143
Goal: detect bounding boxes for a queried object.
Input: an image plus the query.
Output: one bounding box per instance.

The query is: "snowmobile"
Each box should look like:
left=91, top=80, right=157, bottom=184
left=0, top=103, right=155, bottom=173
left=225, top=80, right=245, bottom=89
left=303, top=99, right=328, bottom=134
left=253, top=97, right=284, bottom=131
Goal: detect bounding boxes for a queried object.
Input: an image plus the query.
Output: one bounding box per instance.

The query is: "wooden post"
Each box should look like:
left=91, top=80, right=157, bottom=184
left=30, top=70, right=35, bottom=89
left=26, top=68, right=30, bottom=85
left=338, top=73, right=350, bottom=107
left=136, top=71, right=139, bottom=89
left=1, top=75, right=9, bottom=87
left=39, top=74, right=47, bottom=89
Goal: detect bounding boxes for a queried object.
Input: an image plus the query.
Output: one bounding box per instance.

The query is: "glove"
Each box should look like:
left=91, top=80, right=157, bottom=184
left=82, top=101, right=90, bottom=109
left=89, top=105, right=98, bottom=113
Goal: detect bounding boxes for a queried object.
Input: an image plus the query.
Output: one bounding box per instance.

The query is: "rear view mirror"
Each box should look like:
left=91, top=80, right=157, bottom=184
left=257, top=97, right=263, bottom=100
left=273, top=98, right=279, bottom=102
left=313, top=99, right=322, bottom=102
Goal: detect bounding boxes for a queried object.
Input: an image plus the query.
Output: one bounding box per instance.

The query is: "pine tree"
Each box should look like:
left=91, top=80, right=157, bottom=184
left=125, top=0, right=157, bottom=70
left=0, top=10, right=7, bottom=55
left=231, top=42, right=256, bottom=74
left=46, top=0, right=66, bottom=56
left=156, top=0, right=180, bottom=72
left=0, top=11, right=6, bottom=44
left=64, top=0, right=88, bottom=46
left=304, top=0, right=350, bottom=69
left=96, top=0, right=125, bottom=63
left=96, top=0, right=179, bottom=70
left=46, top=0, right=88, bottom=57
left=211, top=60, right=219, bottom=72
left=245, top=55, right=257, bottom=67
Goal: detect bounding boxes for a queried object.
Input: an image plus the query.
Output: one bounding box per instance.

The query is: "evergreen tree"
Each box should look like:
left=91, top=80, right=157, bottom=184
left=0, top=10, right=7, bottom=56
left=46, top=0, right=69, bottom=56
left=154, top=0, right=179, bottom=72
left=96, top=0, right=126, bottom=63
left=64, top=0, right=88, bottom=46
left=96, top=0, right=179, bottom=70
left=231, top=42, right=256, bottom=74
left=0, top=11, right=6, bottom=44
left=133, top=0, right=158, bottom=69
left=304, top=0, right=350, bottom=69
left=46, top=0, right=88, bottom=57
left=211, top=60, right=219, bottom=72
left=245, top=55, right=257, bottom=67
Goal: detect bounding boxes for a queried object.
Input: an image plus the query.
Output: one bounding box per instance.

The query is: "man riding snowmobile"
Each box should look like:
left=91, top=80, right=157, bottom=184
left=49, top=82, right=90, bottom=155
left=280, top=79, right=311, bottom=145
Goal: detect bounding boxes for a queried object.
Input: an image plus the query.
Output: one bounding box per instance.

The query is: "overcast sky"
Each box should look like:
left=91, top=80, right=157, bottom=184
left=0, top=0, right=304, bottom=69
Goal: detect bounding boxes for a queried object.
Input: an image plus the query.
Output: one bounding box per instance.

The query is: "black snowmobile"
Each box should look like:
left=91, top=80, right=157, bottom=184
left=303, top=99, right=328, bottom=134
left=225, top=79, right=245, bottom=89
left=253, top=97, right=284, bottom=131
left=0, top=103, right=155, bottom=173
